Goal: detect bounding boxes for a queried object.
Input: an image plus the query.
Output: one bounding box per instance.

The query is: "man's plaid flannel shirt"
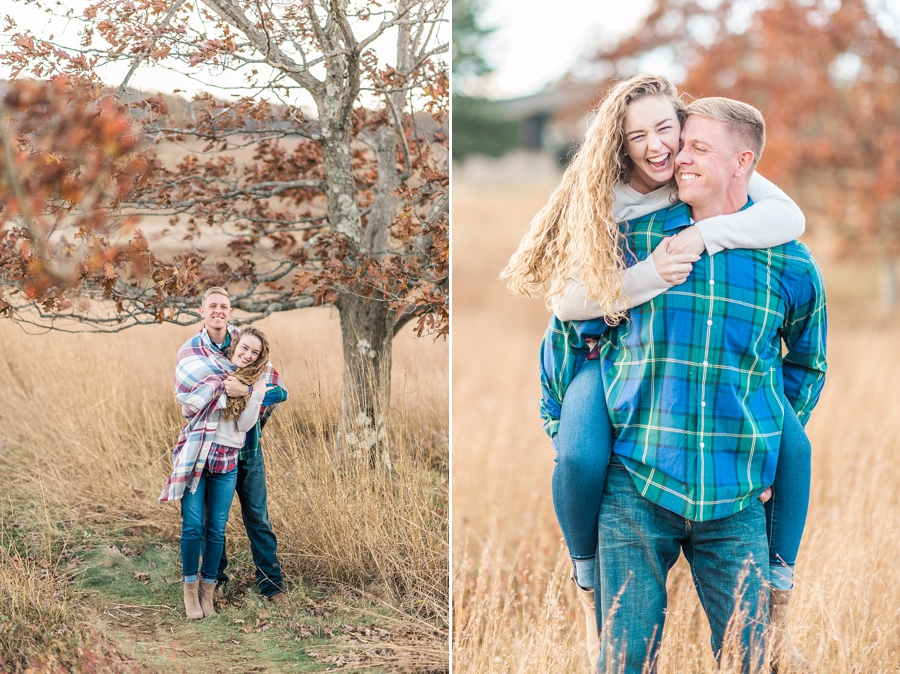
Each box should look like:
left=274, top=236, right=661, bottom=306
left=540, top=201, right=827, bottom=521
left=211, top=329, right=288, bottom=462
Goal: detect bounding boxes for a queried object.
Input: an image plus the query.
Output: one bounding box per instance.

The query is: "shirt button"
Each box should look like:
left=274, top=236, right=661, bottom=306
left=709, top=280, right=715, bottom=285
left=707, top=320, right=713, bottom=326
left=703, top=360, right=708, bottom=366
left=701, top=401, right=706, bottom=407
left=700, top=442, right=706, bottom=448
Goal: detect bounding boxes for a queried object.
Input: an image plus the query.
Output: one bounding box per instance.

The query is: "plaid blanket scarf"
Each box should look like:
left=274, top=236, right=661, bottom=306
left=158, top=326, right=283, bottom=502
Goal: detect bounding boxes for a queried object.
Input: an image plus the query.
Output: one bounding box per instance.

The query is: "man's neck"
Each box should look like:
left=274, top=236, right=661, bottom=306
left=206, top=325, right=228, bottom=345
left=687, top=186, right=749, bottom=222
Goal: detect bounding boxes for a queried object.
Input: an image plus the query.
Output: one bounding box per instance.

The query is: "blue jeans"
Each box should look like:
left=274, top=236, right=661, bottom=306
left=552, top=359, right=811, bottom=569
left=597, top=463, right=769, bottom=674
left=765, top=403, right=811, bottom=569
left=181, top=468, right=237, bottom=583
left=214, top=451, right=284, bottom=597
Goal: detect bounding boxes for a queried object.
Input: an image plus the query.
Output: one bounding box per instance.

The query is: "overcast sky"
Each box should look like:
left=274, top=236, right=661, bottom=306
left=477, top=0, right=656, bottom=99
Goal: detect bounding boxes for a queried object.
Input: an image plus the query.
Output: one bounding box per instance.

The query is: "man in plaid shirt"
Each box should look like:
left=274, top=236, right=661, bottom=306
left=563, top=100, right=827, bottom=673
left=188, top=287, right=290, bottom=603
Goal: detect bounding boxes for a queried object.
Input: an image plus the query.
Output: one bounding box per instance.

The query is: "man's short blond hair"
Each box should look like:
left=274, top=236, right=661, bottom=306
left=685, top=97, right=766, bottom=170
left=201, top=287, right=231, bottom=306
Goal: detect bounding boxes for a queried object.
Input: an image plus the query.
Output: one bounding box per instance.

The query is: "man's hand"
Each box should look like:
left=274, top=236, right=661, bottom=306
left=223, top=375, right=249, bottom=398
left=666, top=226, right=706, bottom=256
left=758, top=487, right=773, bottom=503
left=652, top=237, right=700, bottom=286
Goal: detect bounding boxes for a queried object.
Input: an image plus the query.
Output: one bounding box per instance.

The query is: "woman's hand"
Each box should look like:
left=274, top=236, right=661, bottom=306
left=666, top=226, right=707, bottom=256
left=252, top=378, right=267, bottom=394
left=651, top=237, right=700, bottom=286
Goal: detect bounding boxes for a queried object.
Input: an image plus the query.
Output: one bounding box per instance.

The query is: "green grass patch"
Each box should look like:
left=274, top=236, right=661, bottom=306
left=69, top=527, right=396, bottom=672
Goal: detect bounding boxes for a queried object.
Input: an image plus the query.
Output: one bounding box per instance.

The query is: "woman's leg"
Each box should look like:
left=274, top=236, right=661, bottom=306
left=765, top=394, right=812, bottom=589
left=554, top=357, right=614, bottom=667
left=552, top=358, right=614, bottom=589
left=199, top=468, right=238, bottom=583
left=765, top=395, right=815, bottom=671
left=180, top=474, right=207, bottom=583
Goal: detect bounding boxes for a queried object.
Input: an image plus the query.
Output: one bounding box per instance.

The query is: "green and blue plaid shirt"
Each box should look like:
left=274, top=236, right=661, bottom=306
left=540, top=201, right=827, bottom=521
left=210, top=329, right=289, bottom=462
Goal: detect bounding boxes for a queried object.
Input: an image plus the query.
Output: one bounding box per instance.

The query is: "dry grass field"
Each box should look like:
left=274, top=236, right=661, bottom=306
left=451, top=174, right=900, bottom=673
left=0, top=308, right=448, bottom=672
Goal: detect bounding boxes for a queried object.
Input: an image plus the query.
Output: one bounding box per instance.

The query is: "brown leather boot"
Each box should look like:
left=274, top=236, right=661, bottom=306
left=769, top=587, right=815, bottom=673
left=183, top=580, right=203, bottom=620
left=571, top=572, right=600, bottom=671
left=199, top=580, right=217, bottom=617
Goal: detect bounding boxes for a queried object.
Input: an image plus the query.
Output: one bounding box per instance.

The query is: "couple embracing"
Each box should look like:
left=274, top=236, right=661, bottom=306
left=504, top=75, right=827, bottom=673
left=158, top=287, right=289, bottom=619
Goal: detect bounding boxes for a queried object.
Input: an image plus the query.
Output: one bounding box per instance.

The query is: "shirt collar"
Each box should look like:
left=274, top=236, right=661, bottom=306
left=662, top=201, right=693, bottom=234
left=200, top=324, right=236, bottom=354
left=662, top=197, right=754, bottom=234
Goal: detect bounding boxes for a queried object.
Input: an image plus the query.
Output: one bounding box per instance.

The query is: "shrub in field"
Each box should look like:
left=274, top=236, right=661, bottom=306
left=0, top=526, right=144, bottom=673
left=0, top=548, right=82, bottom=672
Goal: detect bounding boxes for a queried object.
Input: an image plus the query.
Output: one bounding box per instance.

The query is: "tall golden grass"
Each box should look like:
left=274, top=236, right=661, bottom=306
left=0, top=307, right=448, bottom=668
left=451, top=177, right=900, bottom=673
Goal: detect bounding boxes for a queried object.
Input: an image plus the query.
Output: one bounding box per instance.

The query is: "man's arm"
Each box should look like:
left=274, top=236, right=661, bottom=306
left=781, top=255, right=828, bottom=425
left=262, top=384, right=289, bottom=407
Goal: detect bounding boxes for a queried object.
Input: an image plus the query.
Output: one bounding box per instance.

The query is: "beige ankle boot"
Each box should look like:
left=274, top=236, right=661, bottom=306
left=769, top=587, right=815, bottom=673
left=199, top=580, right=217, bottom=617
left=571, top=573, right=600, bottom=671
left=183, top=580, right=203, bottom=620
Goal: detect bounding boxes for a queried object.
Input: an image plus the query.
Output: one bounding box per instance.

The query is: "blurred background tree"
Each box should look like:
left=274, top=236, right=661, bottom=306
left=452, top=0, right=496, bottom=87
left=588, top=0, right=900, bottom=305
left=451, top=0, right=518, bottom=161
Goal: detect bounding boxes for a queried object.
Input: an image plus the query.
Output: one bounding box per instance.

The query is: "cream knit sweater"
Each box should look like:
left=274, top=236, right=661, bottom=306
left=553, top=173, right=805, bottom=321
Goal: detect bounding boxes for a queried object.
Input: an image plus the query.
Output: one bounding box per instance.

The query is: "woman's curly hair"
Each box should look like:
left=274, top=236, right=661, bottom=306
left=222, top=326, right=269, bottom=421
left=500, top=74, right=686, bottom=323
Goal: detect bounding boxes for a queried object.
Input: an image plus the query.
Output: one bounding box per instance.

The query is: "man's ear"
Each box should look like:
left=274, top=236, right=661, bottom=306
left=734, top=150, right=755, bottom=177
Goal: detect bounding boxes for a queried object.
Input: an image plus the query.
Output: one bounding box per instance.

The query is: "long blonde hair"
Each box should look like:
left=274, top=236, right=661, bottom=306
left=501, top=74, right=686, bottom=322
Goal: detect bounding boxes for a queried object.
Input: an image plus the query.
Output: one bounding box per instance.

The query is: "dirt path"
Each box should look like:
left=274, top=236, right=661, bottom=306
left=64, top=532, right=381, bottom=673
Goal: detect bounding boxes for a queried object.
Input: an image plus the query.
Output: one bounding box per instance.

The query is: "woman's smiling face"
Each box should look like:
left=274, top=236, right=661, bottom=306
left=623, top=94, right=681, bottom=194
left=231, top=334, right=263, bottom=368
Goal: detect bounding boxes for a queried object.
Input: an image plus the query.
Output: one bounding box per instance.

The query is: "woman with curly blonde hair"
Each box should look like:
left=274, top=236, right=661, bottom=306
left=502, top=74, right=813, bottom=672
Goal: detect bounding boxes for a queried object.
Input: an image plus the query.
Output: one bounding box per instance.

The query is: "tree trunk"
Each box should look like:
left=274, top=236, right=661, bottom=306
left=336, top=293, right=394, bottom=469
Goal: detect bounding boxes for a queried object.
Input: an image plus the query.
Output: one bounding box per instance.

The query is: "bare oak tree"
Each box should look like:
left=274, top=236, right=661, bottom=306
left=0, top=0, right=449, bottom=463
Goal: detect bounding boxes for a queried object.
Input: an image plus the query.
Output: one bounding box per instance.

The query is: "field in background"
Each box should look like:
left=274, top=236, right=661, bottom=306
left=451, top=174, right=900, bottom=673
left=0, top=308, right=448, bottom=672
